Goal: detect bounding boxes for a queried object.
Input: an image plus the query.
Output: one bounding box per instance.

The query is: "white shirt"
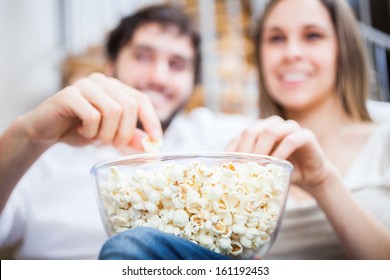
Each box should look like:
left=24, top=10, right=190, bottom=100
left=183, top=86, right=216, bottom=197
left=0, top=108, right=252, bottom=259
left=266, top=123, right=390, bottom=259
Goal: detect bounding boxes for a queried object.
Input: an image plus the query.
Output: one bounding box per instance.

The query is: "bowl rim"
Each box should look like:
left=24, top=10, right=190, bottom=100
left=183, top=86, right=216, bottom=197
left=90, top=151, right=294, bottom=174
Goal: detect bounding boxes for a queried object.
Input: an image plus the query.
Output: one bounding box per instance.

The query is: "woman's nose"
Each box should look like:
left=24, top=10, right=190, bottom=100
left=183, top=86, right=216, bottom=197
left=284, top=38, right=303, bottom=61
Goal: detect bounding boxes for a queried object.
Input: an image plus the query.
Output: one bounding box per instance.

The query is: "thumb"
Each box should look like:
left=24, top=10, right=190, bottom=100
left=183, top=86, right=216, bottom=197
left=290, top=169, right=301, bottom=186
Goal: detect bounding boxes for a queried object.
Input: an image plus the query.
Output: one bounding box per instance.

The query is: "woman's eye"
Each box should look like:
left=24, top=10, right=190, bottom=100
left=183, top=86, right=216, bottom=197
left=306, top=32, right=322, bottom=41
left=268, top=35, right=285, bottom=44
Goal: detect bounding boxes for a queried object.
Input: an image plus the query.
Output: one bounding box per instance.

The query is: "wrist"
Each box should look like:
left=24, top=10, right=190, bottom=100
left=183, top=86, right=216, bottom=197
left=310, top=163, right=343, bottom=201
left=14, top=113, right=52, bottom=151
left=0, top=114, right=52, bottom=211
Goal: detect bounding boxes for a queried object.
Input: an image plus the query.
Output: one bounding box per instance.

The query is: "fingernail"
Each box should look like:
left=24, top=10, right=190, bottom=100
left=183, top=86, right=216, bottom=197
left=151, top=128, right=163, bottom=140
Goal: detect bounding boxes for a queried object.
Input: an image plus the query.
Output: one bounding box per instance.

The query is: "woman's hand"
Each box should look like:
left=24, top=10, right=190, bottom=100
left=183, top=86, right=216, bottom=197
left=20, top=73, right=163, bottom=150
left=226, top=116, right=338, bottom=197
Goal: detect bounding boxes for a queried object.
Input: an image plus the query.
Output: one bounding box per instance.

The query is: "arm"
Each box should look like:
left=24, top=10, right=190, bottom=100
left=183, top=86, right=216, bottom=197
left=0, top=116, right=49, bottom=212
left=0, top=73, right=163, bottom=212
left=226, top=116, right=390, bottom=259
left=314, top=171, right=390, bottom=259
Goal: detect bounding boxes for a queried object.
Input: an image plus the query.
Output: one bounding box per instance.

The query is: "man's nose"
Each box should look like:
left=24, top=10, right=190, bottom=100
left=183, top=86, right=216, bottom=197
left=150, top=59, right=170, bottom=84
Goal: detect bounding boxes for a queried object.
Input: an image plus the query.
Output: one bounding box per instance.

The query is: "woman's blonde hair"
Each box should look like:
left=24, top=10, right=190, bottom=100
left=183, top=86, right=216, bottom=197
left=254, top=0, right=371, bottom=121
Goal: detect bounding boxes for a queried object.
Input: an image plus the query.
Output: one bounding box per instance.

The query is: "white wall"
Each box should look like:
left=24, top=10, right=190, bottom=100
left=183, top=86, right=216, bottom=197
left=0, top=0, right=62, bottom=132
left=0, top=0, right=162, bottom=132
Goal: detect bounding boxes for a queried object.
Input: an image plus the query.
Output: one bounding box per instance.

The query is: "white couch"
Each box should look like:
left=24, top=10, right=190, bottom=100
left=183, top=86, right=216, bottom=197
left=367, top=100, right=390, bottom=123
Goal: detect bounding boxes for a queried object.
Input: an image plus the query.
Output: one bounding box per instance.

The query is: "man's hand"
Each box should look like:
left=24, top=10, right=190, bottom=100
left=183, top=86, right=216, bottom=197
left=21, top=73, right=163, bottom=150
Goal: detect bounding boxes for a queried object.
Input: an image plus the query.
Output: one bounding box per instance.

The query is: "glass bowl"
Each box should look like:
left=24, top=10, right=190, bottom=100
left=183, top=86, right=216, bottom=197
left=91, top=152, right=293, bottom=259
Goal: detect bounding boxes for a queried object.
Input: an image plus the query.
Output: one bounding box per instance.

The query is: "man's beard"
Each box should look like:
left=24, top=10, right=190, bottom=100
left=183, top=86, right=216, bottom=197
left=137, top=98, right=189, bottom=132
left=112, top=70, right=190, bottom=133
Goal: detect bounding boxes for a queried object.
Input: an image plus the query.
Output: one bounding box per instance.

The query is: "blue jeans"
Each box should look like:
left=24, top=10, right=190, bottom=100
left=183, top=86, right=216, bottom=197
left=99, top=227, right=231, bottom=260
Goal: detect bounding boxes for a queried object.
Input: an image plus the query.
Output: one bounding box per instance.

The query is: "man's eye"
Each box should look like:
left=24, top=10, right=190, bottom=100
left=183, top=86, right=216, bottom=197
left=135, top=52, right=152, bottom=62
left=170, top=60, right=186, bottom=71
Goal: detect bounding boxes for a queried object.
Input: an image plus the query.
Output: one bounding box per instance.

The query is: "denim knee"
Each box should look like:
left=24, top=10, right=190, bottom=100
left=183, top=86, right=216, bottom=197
left=99, top=227, right=230, bottom=260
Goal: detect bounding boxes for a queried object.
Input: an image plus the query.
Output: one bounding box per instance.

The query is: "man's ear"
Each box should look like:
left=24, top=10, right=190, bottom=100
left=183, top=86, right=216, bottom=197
left=105, top=61, right=115, bottom=77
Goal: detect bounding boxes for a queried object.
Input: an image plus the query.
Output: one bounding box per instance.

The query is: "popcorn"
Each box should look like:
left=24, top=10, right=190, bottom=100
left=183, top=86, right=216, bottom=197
left=141, top=136, right=163, bottom=153
left=198, top=233, right=214, bottom=248
left=230, top=241, right=243, bottom=256
left=99, top=160, right=290, bottom=258
left=232, top=224, right=247, bottom=235
left=218, top=238, right=232, bottom=251
left=173, top=209, right=189, bottom=227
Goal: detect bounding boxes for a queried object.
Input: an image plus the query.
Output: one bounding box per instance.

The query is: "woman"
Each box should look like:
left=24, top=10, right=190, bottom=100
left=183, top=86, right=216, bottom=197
left=227, top=0, right=390, bottom=259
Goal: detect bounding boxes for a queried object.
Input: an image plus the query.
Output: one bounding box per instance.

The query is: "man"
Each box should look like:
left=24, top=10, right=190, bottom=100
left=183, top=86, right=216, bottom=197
left=0, top=4, right=251, bottom=259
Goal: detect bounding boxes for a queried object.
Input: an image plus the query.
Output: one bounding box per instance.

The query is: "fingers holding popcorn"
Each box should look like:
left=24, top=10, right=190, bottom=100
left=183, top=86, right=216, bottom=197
left=110, top=77, right=163, bottom=142
left=226, top=117, right=334, bottom=193
left=254, top=120, right=301, bottom=156
left=88, top=73, right=140, bottom=147
left=226, top=116, right=280, bottom=153
left=25, top=73, right=163, bottom=150
left=73, top=76, right=124, bottom=143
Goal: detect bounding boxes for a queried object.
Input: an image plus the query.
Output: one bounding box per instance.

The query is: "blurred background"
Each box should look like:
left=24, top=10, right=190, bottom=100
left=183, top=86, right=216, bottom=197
left=1, top=0, right=389, bottom=132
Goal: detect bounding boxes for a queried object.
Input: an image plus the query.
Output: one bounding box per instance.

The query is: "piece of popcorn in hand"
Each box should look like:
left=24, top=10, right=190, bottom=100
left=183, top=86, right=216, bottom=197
left=141, top=136, right=163, bottom=153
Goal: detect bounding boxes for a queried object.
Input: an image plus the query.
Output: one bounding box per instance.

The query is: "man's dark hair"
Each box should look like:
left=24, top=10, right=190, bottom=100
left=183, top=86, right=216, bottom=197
left=106, top=3, right=201, bottom=84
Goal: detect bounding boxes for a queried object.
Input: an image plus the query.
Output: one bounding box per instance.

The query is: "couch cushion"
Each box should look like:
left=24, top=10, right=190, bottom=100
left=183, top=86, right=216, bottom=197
left=367, top=100, right=390, bottom=123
